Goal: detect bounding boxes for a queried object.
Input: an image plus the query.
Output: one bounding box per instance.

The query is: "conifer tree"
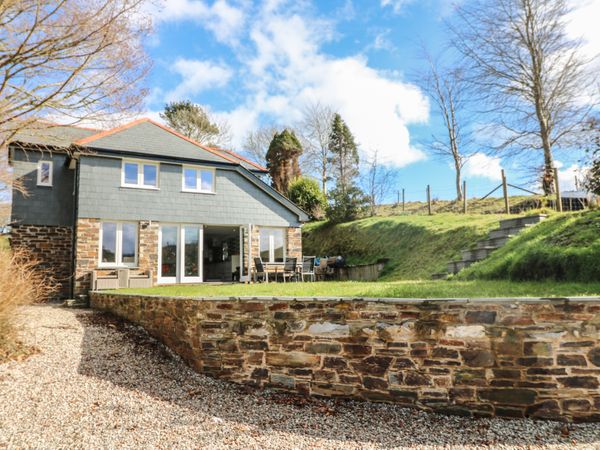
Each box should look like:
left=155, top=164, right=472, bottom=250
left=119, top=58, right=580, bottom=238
left=266, top=129, right=303, bottom=193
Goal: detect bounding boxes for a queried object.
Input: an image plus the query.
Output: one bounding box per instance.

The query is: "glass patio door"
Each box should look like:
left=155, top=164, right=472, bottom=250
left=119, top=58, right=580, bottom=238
left=158, top=224, right=202, bottom=284
left=181, top=226, right=202, bottom=283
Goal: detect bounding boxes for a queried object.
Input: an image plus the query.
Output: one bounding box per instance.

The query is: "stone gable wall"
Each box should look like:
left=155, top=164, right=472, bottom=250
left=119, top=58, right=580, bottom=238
left=10, top=224, right=73, bottom=300
left=89, top=293, right=600, bottom=422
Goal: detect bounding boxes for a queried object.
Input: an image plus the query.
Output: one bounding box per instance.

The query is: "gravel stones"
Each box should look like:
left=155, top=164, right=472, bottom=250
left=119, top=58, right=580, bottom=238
left=1, top=305, right=599, bottom=449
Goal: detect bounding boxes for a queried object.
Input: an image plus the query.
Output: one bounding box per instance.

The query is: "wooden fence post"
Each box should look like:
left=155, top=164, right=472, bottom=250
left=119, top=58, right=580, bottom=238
left=427, top=185, right=432, bottom=215
left=501, top=169, right=510, bottom=214
left=554, top=167, right=563, bottom=212
left=463, top=180, right=467, bottom=214
left=402, top=188, right=405, bottom=212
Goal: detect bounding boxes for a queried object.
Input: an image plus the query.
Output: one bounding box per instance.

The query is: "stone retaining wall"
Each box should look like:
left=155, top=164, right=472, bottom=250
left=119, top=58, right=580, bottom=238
left=90, top=293, right=600, bottom=422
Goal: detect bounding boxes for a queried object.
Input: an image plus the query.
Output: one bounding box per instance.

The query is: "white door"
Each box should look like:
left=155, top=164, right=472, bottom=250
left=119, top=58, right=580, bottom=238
left=158, top=224, right=202, bottom=284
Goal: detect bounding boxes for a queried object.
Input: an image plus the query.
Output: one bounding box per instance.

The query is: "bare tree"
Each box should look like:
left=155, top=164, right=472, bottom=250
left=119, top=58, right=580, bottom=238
left=0, top=0, right=152, bottom=147
left=363, top=149, right=396, bottom=216
left=451, top=0, right=597, bottom=194
left=417, top=51, right=474, bottom=201
left=299, top=102, right=335, bottom=194
left=242, top=125, right=279, bottom=165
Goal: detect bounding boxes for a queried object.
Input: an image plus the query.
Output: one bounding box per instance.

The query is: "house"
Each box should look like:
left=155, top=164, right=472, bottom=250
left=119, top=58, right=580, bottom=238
left=8, top=118, right=308, bottom=299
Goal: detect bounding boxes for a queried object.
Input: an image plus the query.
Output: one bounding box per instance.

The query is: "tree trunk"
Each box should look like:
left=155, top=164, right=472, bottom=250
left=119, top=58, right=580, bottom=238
left=454, top=162, right=463, bottom=202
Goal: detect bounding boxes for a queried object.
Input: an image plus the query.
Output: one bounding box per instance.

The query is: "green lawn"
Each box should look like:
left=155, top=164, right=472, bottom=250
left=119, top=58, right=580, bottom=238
left=303, top=213, right=513, bottom=280
left=459, top=210, right=600, bottom=282
left=117, top=279, right=600, bottom=299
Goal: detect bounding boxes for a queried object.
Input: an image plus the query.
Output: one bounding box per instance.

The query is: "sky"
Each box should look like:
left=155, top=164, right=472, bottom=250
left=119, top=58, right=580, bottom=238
left=140, top=0, right=600, bottom=201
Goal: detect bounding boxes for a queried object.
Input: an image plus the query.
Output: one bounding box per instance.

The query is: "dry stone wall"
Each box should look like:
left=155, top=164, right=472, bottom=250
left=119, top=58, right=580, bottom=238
left=90, top=293, right=600, bottom=422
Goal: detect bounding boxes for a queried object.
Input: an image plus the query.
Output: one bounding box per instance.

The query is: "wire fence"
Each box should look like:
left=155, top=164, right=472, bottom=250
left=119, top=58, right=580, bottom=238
left=381, top=170, right=595, bottom=216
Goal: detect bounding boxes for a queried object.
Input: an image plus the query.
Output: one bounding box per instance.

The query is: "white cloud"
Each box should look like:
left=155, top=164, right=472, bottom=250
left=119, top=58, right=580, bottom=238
left=153, top=0, right=246, bottom=44
left=166, top=59, right=232, bottom=101
left=463, top=153, right=503, bottom=181
left=380, top=0, right=415, bottom=14
left=567, top=0, right=600, bottom=61
left=555, top=161, right=588, bottom=192
left=219, top=5, right=429, bottom=166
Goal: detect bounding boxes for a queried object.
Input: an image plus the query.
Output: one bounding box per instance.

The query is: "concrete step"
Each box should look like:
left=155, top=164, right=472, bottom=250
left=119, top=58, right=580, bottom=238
left=431, top=272, right=449, bottom=280
left=461, top=247, right=498, bottom=262
left=488, top=224, right=533, bottom=239
left=447, top=259, right=475, bottom=274
left=62, top=296, right=89, bottom=308
left=499, top=214, right=547, bottom=230
left=476, top=236, right=512, bottom=249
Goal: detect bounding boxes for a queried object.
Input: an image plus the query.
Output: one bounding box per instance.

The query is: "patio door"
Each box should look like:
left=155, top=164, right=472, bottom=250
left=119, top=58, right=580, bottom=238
left=158, top=224, right=203, bottom=284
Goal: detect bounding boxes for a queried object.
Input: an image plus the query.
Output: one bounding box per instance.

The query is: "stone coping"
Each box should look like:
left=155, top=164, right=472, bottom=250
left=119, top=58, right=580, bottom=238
left=94, top=291, right=600, bottom=305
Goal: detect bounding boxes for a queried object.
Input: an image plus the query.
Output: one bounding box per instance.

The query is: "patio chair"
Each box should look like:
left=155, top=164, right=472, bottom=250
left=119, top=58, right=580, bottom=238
left=279, top=257, right=297, bottom=283
left=253, top=257, right=270, bottom=283
left=300, top=256, right=316, bottom=282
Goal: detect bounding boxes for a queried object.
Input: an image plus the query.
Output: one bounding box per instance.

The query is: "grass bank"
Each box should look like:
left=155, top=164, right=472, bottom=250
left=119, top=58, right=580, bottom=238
left=117, top=279, right=600, bottom=299
left=302, top=213, right=507, bottom=280
left=459, top=210, right=600, bottom=282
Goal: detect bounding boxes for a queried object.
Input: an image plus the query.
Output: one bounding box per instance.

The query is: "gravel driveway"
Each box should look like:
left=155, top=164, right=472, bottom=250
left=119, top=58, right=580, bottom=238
left=1, top=305, right=599, bottom=449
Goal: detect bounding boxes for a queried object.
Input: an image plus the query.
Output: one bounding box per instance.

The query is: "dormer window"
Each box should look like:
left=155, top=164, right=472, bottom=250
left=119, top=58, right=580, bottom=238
left=121, top=159, right=159, bottom=189
left=37, top=161, right=53, bottom=187
left=182, top=166, right=215, bottom=193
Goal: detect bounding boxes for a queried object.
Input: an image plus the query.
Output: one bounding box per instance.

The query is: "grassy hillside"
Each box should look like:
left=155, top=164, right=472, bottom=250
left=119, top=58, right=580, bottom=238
left=459, top=210, right=600, bottom=282
left=303, top=213, right=506, bottom=280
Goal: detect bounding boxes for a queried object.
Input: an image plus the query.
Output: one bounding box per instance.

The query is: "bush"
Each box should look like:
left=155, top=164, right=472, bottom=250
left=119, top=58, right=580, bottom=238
left=0, top=246, right=55, bottom=361
left=287, top=177, right=327, bottom=219
left=326, top=185, right=368, bottom=223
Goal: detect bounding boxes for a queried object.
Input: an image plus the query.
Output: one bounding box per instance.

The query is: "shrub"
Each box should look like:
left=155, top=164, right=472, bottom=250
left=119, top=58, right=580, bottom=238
left=287, top=177, right=327, bottom=219
left=326, top=185, right=368, bottom=223
left=0, top=246, right=55, bottom=361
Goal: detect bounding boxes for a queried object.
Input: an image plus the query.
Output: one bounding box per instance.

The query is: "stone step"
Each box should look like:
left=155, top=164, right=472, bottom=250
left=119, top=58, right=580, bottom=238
left=62, top=296, right=89, bottom=308
left=498, top=214, right=547, bottom=230
left=431, top=272, right=449, bottom=280
left=447, top=259, right=475, bottom=274
left=488, top=224, right=533, bottom=240
left=461, top=247, right=498, bottom=262
left=476, top=236, right=512, bottom=249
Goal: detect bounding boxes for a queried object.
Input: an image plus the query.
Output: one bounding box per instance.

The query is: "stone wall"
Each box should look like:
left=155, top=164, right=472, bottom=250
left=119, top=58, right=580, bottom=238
left=74, top=218, right=159, bottom=296
left=10, top=224, right=73, bottom=300
left=90, top=293, right=600, bottom=422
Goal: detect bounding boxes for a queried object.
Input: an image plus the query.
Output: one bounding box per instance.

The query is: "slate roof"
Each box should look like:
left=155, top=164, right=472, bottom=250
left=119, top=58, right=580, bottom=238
left=74, top=119, right=237, bottom=165
left=11, top=124, right=99, bottom=148
left=209, top=147, right=268, bottom=173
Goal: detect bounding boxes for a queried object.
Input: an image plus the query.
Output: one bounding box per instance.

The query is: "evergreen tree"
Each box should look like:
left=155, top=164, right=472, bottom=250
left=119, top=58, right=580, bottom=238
left=266, top=129, right=303, bottom=193
left=160, top=101, right=226, bottom=146
left=328, top=113, right=359, bottom=193
left=325, top=114, right=367, bottom=222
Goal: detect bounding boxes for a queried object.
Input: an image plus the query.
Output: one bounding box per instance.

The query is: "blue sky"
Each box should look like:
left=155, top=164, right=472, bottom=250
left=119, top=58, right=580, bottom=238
left=141, top=0, right=599, bottom=201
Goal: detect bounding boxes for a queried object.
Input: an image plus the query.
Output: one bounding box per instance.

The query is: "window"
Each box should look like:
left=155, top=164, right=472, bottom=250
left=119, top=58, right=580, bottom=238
left=37, top=161, right=53, bottom=187
left=259, top=228, right=286, bottom=263
left=182, top=166, right=215, bottom=193
left=121, top=160, right=159, bottom=188
left=100, top=222, right=138, bottom=267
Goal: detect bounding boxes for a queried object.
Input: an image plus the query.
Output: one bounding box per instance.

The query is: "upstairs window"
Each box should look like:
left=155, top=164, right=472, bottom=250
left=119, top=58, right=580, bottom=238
left=182, top=166, right=215, bottom=193
left=100, top=222, right=138, bottom=267
left=37, top=161, right=53, bottom=187
left=121, top=160, right=159, bottom=189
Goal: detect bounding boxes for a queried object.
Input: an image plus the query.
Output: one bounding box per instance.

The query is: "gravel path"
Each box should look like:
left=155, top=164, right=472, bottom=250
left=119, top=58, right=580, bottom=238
left=1, top=305, right=599, bottom=449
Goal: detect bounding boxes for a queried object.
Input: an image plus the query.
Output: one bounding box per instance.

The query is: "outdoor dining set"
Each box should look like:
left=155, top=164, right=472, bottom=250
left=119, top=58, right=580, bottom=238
left=251, top=256, right=341, bottom=283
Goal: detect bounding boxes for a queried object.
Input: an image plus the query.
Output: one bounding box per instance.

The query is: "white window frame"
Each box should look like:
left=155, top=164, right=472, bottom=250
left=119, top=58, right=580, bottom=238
left=259, top=227, right=287, bottom=263
left=37, top=160, right=53, bottom=187
left=157, top=224, right=203, bottom=284
left=121, top=159, right=160, bottom=189
left=181, top=165, right=216, bottom=193
left=98, top=221, right=138, bottom=268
